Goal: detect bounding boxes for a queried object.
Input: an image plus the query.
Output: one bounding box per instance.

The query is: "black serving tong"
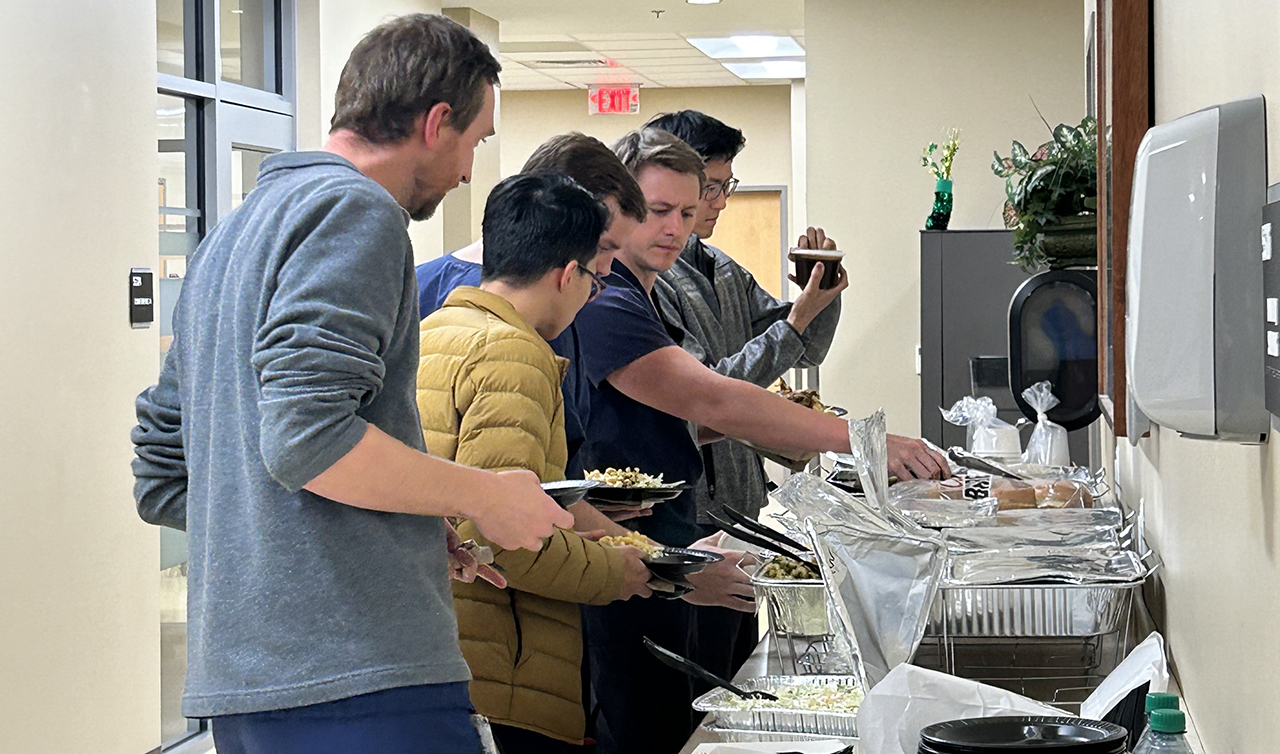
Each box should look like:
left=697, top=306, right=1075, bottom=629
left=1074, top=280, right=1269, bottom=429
left=643, top=637, right=777, bottom=701
left=707, top=506, right=820, bottom=572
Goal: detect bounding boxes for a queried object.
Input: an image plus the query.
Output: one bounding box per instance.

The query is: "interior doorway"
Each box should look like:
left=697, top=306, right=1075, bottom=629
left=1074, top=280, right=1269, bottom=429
left=709, top=187, right=788, bottom=299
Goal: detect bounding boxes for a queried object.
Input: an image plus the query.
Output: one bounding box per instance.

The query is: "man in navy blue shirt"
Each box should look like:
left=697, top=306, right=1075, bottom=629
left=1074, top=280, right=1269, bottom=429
left=416, top=133, right=646, bottom=478
left=577, top=128, right=949, bottom=754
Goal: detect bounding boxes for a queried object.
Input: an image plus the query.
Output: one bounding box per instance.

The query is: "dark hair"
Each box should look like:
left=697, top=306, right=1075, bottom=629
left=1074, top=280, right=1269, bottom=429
left=481, top=173, right=608, bottom=286
left=330, top=14, right=501, bottom=144
left=646, top=110, right=746, bottom=163
left=522, top=133, right=647, bottom=223
left=611, top=128, right=706, bottom=185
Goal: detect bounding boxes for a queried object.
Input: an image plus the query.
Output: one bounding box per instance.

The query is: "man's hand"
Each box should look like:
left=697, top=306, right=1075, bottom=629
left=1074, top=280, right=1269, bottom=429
left=887, top=434, right=951, bottom=481
left=616, top=546, right=655, bottom=600
left=470, top=469, right=574, bottom=552
left=787, top=262, right=848, bottom=333
left=602, top=508, right=654, bottom=523
left=681, top=532, right=757, bottom=613
left=797, top=226, right=837, bottom=252
left=445, top=520, right=506, bottom=588
left=787, top=227, right=848, bottom=333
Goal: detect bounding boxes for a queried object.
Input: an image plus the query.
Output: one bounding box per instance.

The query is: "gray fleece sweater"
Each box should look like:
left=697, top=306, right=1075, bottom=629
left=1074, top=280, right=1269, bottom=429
left=131, top=151, right=469, bottom=717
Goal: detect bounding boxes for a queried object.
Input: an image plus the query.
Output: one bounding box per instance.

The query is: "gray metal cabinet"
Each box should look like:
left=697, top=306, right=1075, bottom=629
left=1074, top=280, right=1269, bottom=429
left=920, top=230, right=1030, bottom=450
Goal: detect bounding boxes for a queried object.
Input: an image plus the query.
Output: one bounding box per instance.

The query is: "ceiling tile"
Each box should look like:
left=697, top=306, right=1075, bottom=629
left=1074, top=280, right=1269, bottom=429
left=571, top=32, right=684, bottom=42
left=575, top=38, right=695, bottom=51
left=601, top=48, right=708, bottom=61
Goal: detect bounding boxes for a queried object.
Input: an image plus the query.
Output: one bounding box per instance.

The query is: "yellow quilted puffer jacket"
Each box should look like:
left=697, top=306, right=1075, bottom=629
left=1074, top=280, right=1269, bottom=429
left=417, top=287, right=627, bottom=744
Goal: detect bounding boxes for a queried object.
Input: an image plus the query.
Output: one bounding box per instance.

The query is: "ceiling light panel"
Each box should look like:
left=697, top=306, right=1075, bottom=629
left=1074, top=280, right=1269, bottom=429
left=721, top=59, right=806, bottom=79
left=686, top=35, right=804, bottom=59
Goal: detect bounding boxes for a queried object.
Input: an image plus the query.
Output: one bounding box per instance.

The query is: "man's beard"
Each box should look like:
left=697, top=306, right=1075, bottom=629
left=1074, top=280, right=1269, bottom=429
left=409, top=193, right=445, bottom=222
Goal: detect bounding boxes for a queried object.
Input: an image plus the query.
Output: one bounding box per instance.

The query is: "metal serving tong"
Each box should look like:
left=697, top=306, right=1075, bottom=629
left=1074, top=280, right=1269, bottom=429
left=708, top=505, right=820, bottom=571
left=946, top=446, right=1029, bottom=480
left=643, top=637, right=777, bottom=701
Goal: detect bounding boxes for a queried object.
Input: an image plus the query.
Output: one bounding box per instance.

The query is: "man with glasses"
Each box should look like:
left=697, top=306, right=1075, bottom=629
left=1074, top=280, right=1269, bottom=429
left=645, top=110, right=852, bottom=681
left=417, top=172, right=655, bottom=753
left=417, top=133, right=646, bottom=483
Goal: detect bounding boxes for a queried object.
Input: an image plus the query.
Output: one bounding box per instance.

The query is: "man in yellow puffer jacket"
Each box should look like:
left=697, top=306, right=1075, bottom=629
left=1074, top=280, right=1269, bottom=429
left=417, top=172, right=655, bottom=751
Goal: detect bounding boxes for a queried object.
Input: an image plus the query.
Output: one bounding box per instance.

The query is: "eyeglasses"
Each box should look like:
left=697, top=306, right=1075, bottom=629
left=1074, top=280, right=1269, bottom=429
left=701, top=177, right=740, bottom=201
left=579, top=265, right=610, bottom=302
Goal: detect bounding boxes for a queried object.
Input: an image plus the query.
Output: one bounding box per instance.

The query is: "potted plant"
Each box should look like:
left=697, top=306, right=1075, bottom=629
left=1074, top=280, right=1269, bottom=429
left=992, top=116, right=1098, bottom=271
left=921, top=128, right=961, bottom=230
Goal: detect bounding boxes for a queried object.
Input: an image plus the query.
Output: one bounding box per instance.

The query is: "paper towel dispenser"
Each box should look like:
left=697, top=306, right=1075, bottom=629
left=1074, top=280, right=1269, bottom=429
left=1008, top=269, right=1100, bottom=431
left=1125, top=95, right=1269, bottom=443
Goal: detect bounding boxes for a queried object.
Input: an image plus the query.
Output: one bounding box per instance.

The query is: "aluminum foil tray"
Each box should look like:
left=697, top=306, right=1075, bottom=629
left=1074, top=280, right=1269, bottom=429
left=692, top=675, right=861, bottom=738
left=751, top=564, right=831, bottom=637
left=699, top=723, right=857, bottom=745
left=926, top=581, right=1142, bottom=638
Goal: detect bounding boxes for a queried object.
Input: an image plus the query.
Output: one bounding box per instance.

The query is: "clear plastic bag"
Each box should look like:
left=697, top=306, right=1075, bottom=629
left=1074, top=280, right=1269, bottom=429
left=1021, top=381, right=1070, bottom=467
left=940, top=396, right=1021, bottom=461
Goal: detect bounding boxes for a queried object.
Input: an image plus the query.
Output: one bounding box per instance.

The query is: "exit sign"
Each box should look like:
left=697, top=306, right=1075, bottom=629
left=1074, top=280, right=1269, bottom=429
left=589, top=85, right=640, bottom=115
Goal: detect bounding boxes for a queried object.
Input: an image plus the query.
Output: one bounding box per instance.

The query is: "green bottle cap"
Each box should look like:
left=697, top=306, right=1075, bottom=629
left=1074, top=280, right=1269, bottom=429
left=1145, top=692, right=1180, bottom=714
left=1150, top=709, right=1186, bottom=734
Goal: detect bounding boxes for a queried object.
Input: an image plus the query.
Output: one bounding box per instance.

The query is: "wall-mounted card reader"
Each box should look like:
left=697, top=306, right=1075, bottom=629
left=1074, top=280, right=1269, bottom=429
left=130, top=267, right=154, bottom=329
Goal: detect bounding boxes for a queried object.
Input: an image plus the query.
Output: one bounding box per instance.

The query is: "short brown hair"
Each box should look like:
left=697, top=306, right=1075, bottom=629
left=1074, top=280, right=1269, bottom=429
left=522, top=133, right=647, bottom=222
left=611, top=128, right=706, bottom=186
left=330, top=14, right=501, bottom=144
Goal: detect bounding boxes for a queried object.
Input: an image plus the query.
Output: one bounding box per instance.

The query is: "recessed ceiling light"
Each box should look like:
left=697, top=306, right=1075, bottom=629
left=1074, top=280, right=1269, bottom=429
left=687, top=35, right=804, bottom=59
left=686, top=0, right=722, bottom=4
left=721, top=60, right=806, bottom=79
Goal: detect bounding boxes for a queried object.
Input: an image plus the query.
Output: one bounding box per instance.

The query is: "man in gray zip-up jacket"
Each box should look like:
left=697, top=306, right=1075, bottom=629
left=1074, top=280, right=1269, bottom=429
left=130, top=15, right=570, bottom=754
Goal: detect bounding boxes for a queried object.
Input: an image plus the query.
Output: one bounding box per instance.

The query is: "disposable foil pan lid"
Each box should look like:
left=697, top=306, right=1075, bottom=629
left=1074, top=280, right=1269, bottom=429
left=945, top=546, right=1147, bottom=586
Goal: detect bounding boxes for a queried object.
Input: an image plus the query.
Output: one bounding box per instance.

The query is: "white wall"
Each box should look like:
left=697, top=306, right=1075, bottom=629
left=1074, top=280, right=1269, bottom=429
left=442, top=7, right=502, bottom=252
left=491, top=84, right=792, bottom=250
left=298, top=0, right=447, bottom=261
left=1106, top=2, right=1280, bottom=752
left=0, top=1, right=161, bottom=751
left=805, top=0, right=1086, bottom=433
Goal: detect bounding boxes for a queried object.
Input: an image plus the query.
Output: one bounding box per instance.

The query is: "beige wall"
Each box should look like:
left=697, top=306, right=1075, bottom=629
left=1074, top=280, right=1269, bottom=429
left=0, top=1, right=161, bottom=751
left=298, top=0, right=447, bottom=261
left=805, top=0, right=1086, bottom=433
left=491, top=85, right=792, bottom=253
left=442, top=7, right=502, bottom=251
left=1105, top=1, right=1280, bottom=752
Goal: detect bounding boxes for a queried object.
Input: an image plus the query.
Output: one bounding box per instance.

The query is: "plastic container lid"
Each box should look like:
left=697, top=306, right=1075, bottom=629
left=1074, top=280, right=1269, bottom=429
left=918, top=716, right=1128, bottom=754
left=1144, top=692, right=1180, bottom=714
left=1149, top=709, right=1187, bottom=734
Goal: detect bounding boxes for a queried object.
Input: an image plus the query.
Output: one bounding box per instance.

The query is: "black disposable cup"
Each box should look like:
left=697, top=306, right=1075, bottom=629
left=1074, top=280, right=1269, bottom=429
left=788, top=248, right=845, bottom=289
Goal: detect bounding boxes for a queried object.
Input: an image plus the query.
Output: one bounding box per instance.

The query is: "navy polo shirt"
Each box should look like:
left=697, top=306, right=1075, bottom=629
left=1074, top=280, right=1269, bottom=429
left=415, top=251, right=592, bottom=477
left=576, top=260, right=704, bottom=547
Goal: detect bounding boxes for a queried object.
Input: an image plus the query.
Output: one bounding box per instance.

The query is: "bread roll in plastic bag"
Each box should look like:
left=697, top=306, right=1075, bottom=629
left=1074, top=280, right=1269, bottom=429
left=940, top=396, right=1021, bottom=460
left=1021, top=381, right=1070, bottom=467
left=890, top=472, right=1093, bottom=511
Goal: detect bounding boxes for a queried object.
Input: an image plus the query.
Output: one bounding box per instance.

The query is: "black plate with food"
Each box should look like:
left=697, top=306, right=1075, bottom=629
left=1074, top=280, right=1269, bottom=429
left=540, top=479, right=602, bottom=508
left=645, top=547, right=724, bottom=579
left=584, top=484, right=689, bottom=505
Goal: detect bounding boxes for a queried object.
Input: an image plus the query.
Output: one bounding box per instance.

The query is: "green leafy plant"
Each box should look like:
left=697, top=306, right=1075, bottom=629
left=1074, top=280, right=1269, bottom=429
left=992, top=115, right=1098, bottom=270
left=922, top=128, right=961, bottom=181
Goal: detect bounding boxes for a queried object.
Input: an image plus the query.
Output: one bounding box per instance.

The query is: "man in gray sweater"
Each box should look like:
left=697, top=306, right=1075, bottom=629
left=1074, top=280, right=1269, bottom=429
left=131, top=15, right=571, bottom=754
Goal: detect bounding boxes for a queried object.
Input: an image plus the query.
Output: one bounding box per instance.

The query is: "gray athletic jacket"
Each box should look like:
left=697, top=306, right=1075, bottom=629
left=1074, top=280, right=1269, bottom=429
left=653, top=236, right=841, bottom=524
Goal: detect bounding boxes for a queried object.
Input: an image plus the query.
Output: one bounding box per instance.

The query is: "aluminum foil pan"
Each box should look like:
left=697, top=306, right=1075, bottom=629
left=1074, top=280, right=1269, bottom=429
left=752, top=562, right=831, bottom=637
left=891, top=496, right=999, bottom=528
left=693, top=675, right=863, bottom=738
left=994, top=507, right=1125, bottom=529
left=947, top=547, right=1147, bottom=585
left=698, top=723, right=857, bottom=745
left=927, top=581, right=1142, bottom=637
left=942, top=526, right=1121, bottom=554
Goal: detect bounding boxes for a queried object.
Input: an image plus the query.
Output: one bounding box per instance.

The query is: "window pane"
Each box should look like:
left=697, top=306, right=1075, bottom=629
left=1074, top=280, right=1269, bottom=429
left=156, top=94, right=203, bottom=745
left=222, top=0, right=279, bottom=92
left=157, top=0, right=188, bottom=78
left=231, top=147, right=270, bottom=210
